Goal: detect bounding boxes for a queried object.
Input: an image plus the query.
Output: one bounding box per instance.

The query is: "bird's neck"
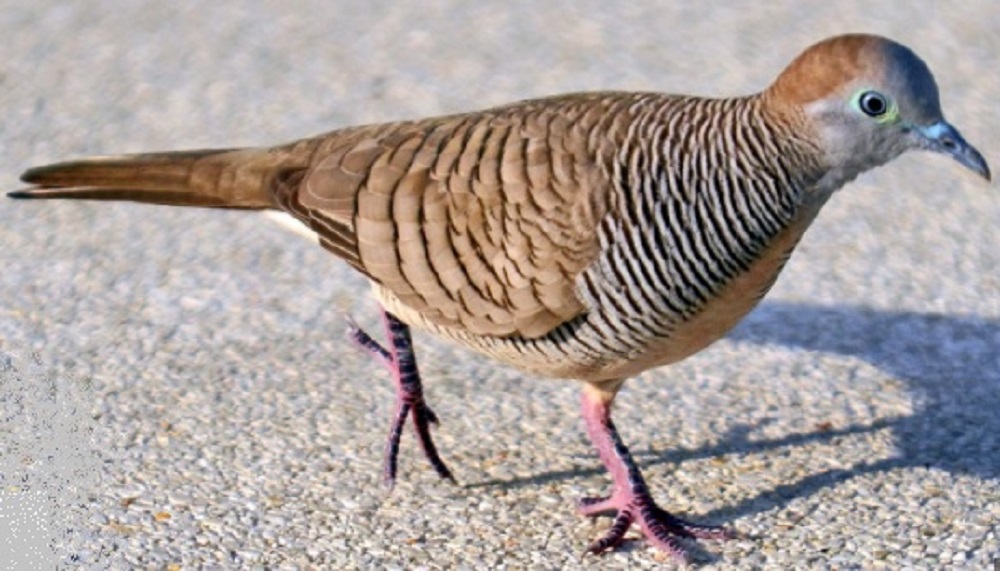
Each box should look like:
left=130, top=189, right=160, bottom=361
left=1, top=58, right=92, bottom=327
left=637, top=92, right=828, bottom=228
left=758, top=89, right=872, bottom=201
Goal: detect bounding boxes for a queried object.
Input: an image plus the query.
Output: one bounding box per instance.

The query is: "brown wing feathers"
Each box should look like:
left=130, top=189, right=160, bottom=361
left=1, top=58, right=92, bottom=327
left=306, top=97, right=628, bottom=337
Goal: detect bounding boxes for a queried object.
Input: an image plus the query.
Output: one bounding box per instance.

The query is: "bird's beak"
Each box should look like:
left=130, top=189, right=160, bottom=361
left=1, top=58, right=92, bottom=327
left=918, top=121, right=991, bottom=181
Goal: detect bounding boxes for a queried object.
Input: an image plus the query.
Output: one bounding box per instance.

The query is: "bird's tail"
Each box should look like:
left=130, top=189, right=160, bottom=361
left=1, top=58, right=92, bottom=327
left=10, top=148, right=285, bottom=209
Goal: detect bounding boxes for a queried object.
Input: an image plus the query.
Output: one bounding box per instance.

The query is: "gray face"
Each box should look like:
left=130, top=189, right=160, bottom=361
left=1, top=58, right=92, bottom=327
left=796, top=36, right=990, bottom=185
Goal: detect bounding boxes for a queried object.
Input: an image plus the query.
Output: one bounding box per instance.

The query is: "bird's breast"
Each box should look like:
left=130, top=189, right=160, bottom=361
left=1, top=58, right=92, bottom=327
left=607, top=202, right=822, bottom=378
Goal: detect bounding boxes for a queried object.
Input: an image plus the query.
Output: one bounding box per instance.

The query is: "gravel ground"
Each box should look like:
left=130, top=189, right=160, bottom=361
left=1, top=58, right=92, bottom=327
left=1, top=2, right=998, bottom=569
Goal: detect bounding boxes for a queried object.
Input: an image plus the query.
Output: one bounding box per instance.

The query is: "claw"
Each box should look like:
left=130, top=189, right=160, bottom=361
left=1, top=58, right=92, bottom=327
left=586, top=511, right=632, bottom=554
left=410, top=401, right=455, bottom=483
left=655, top=506, right=735, bottom=540
left=578, top=495, right=617, bottom=517
left=349, top=311, right=455, bottom=487
left=346, top=315, right=391, bottom=366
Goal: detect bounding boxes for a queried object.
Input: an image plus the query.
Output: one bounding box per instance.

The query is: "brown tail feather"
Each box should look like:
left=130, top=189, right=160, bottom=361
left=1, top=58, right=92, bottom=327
left=11, top=148, right=281, bottom=209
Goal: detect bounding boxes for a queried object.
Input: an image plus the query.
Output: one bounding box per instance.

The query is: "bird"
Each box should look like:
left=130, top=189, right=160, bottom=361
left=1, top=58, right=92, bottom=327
left=8, top=33, right=990, bottom=561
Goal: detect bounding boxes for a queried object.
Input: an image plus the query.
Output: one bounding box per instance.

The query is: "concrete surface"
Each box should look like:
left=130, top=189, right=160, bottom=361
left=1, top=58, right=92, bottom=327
left=1, top=1, right=998, bottom=569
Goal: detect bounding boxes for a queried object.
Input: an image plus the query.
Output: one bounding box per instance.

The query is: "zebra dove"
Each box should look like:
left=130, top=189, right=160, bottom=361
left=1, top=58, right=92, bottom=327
left=9, top=34, right=990, bottom=561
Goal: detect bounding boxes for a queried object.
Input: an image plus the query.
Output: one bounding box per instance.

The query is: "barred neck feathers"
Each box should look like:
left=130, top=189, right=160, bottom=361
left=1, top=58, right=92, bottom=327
left=583, top=95, right=821, bottom=331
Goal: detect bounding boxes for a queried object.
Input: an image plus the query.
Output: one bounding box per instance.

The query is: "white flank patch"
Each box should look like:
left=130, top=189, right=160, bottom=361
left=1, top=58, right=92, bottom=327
left=263, top=211, right=320, bottom=243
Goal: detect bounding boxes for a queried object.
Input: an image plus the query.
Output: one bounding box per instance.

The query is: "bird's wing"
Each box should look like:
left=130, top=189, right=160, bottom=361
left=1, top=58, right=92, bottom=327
left=272, top=93, right=636, bottom=338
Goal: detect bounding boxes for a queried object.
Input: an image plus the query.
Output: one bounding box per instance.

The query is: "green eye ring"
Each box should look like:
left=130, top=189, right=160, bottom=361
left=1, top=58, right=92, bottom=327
left=853, top=89, right=898, bottom=123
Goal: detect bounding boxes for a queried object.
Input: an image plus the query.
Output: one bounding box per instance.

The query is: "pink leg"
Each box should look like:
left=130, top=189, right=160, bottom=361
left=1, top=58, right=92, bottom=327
left=579, top=384, right=733, bottom=561
left=347, top=310, right=455, bottom=487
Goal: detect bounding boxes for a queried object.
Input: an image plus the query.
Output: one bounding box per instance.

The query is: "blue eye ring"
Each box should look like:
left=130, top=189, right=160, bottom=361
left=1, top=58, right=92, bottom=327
left=858, top=91, right=889, bottom=117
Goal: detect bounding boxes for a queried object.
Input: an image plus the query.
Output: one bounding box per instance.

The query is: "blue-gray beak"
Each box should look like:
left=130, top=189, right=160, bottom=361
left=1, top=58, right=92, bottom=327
left=920, top=121, right=991, bottom=181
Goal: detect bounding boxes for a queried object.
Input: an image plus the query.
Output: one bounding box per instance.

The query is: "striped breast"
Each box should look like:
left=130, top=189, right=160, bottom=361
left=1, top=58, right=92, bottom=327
left=400, top=95, right=827, bottom=381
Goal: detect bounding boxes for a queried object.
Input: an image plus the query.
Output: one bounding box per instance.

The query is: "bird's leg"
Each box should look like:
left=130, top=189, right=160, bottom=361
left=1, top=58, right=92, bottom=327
left=347, top=310, right=455, bottom=487
left=579, top=382, right=733, bottom=561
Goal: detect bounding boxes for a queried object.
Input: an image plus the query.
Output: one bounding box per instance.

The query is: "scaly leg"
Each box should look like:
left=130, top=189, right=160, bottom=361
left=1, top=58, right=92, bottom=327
left=347, top=310, right=455, bottom=487
left=579, top=382, right=733, bottom=561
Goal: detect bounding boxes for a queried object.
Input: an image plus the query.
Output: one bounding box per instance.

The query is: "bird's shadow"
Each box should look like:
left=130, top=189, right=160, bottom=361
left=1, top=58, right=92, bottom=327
left=469, top=301, right=1000, bottom=526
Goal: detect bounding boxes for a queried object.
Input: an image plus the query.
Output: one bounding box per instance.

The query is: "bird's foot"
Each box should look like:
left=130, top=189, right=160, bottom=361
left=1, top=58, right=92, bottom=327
left=347, top=312, right=455, bottom=487
left=579, top=384, right=733, bottom=562
left=578, top=493, right=733, bottom=561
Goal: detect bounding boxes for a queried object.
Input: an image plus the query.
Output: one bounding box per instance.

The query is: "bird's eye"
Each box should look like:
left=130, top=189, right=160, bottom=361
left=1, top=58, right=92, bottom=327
left=858, top=91, right=889, bottom=117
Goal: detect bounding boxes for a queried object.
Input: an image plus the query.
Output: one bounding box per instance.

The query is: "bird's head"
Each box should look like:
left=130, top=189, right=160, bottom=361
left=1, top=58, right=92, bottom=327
left=766, top=34, right=990, bottom=191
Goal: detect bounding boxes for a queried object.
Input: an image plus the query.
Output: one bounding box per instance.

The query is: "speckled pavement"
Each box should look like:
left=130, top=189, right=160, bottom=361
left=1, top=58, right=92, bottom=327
left=1, top=2, right=998, bottom=569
